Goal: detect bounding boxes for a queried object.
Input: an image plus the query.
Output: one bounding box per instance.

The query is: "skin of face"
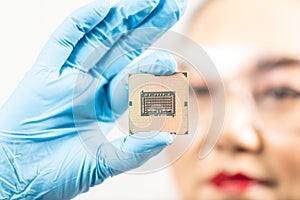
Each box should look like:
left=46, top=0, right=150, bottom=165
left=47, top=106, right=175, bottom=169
left=170, top=0, right=300, bottom=199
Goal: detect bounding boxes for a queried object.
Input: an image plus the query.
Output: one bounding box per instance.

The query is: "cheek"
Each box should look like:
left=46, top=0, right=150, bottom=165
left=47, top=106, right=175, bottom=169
left=171, top=149, right=199, bottom=199
left=171, top=130, right=219, bottom=198
left=264, top=133, right=300, bottom=195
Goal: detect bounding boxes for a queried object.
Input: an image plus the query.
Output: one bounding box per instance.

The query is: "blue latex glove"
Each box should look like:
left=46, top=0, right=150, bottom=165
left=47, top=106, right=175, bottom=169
left=0, top=0, right=186, bottom=199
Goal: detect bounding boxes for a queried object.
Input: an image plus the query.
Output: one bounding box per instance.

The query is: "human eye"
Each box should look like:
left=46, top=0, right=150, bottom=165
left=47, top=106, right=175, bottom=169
left=255, top=86, right=300, bottom=101
left=192, top=86, right=210, bottom=97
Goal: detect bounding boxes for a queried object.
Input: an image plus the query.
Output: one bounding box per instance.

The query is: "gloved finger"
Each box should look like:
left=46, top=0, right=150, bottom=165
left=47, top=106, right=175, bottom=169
left=98, top=51, right=177, bottom=121
left=96, top=131, right=174, bottom=177
left=34, top=0, right=110, bottom=69
left=92, top=0, right=187, bottom=80
left=66, top=0, right=160, bottom=72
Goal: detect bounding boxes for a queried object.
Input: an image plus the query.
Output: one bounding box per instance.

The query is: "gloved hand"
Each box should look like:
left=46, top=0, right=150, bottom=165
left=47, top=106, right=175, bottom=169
left=0, top=0, right=186, bottom=199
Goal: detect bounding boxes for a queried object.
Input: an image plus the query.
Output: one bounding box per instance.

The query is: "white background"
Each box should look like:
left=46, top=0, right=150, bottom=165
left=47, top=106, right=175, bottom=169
left=0, top=0, right=203, bottom=199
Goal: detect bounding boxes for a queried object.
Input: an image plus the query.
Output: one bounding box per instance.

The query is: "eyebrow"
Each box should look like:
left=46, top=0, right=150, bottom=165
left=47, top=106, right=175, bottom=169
left=256, top=56, right=300, bottom=72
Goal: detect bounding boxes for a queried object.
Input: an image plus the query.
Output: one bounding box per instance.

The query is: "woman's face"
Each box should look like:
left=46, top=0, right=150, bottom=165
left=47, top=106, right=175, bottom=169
left=171, top=0, right=300, bottom=199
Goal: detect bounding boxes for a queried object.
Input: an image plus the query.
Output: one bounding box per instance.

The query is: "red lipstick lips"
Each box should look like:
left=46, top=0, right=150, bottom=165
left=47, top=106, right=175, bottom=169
left=210, top=172, right=257, bottom=193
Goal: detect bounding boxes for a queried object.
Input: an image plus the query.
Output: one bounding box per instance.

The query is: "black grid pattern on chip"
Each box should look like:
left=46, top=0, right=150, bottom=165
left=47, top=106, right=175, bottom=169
left=141, top=91, right=175, bottom=116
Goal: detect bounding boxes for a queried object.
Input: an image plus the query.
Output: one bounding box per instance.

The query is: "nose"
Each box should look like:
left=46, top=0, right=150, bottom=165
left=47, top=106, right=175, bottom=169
left=216, top=87, right=263, bottom=154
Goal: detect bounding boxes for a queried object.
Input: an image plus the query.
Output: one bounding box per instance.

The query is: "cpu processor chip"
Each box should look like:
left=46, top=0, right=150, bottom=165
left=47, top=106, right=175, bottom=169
left=128, top=72, right=188, bottom=135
